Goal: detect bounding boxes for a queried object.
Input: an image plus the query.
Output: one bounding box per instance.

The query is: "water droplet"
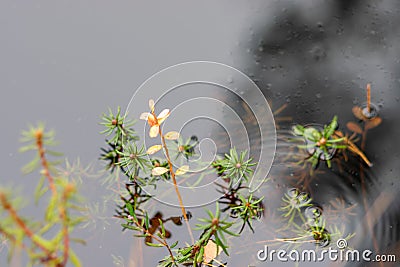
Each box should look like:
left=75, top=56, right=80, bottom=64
left=305, top=206, right=323, bottom=219
left=361, top=102, right=379, bottom=119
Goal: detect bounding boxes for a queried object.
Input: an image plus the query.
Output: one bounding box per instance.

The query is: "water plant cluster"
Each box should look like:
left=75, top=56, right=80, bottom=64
left=0, top=123, right=85, bottom=267
left=100, top=85, right=382, bottom=266
left=0, top=84, right=382, bottom=266
left=100, top=100, right=266, bottom=266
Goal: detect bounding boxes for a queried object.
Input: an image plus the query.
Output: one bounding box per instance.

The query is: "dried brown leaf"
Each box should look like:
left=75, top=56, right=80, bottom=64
left=346, top=122, right=362, bottom=134
left=365, top=117, right=382, bottom=130
left=352, top=106, right=365, bottom=120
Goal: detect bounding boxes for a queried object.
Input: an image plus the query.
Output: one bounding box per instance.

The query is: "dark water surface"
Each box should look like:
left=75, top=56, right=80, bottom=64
left=1, top=1, right=400, bottom=267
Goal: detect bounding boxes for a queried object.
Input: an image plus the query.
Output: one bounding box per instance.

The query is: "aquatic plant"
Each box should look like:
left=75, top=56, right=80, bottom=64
left=292, top=116, right=347, bottom=168
left=99, top=95, right=373, bottom=266
left=0, top=123, right=85, bottom=267
left=100, top=103, right=264, bottom=266
left=212, top=148, right=256, bottom=186
left=259, top=188, right=357, bottom=251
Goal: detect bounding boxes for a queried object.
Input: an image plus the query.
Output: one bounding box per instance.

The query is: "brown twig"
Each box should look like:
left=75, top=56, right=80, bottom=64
left=0, top=193, right=52, bottom=256
left=35, top=129, right=71, bottom=267
left=60, top=184, right=74, bottom=267
left=366, top=83, right=371, bottom=114
left=152, top=110, right=195, bottom=244
left=132, top=218, right=177, bottom=266
left=35, top=129, right=57, bottom=197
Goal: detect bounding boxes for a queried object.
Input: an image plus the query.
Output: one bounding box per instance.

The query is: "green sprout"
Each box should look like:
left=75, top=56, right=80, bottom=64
left=159, top=203, right=238, bottom=267
left=231, top=194, right=264, bottom=233
left=213, top=148, right=256, bottom=186
left=100, top=107, right=136, bottom=145
left=99, top=107, right=265, bottom=266
left=195, top=203, right=238, bottom=256
left=292, top=116, right=347, bottom=168
left=168, top=135, right=199, bottom=161
left=279, top=188, right=312, bottom=226
left=116, top=143, right=151, bottom=181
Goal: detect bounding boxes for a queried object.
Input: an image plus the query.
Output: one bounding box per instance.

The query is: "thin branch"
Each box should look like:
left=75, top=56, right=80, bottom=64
left=60, top=185, right=74, bottom=267
left=366, top=83, right=371, bottom=114
left=35, top=130, right=57, bottom=197
left=0, top=193, right=52, bottom=255
left=131, top=219, right=177, bottom=266
left=153, top=110, right=195, bottom=244
left=35, top=129, right=71, bottom=267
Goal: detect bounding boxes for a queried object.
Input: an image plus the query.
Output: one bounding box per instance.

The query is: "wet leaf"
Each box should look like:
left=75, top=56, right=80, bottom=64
left=171, top=216, right=182, bottom=225
left=203, top=240, right=222, bottom=263
left=324, top=116, right=338, bottom=138
left=292, top=125, right=305, bottom=136
left=346, top=122, right=362, bottom=134
left=149, top=99, right=155, bottom=112
left=304, top=127, right=320, bottom=142
left=157, top=109, right=170, bottom=124
left=175, top=165, right=189, bottom=176
left=149, top=125, right=159, bottom=138
left=139, top=112, right=150, bottom=120
left=352, top=106, right=365, bottom=120
left=146, top=145, right=162, bottom=155
left=152, top=167, right=169, bottom=176
left=170, top=241, right=178, bottom=248
left=365, top=117, right=382, bottom=130
left=164, top=131, right=180, bottom=140
left=69, top=249, right=82, bottom=267
left=146, top=242, right=164, bottom=248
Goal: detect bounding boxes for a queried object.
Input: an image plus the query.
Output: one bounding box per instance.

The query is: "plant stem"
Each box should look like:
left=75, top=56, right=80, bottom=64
left=0, top=193, right=52, bottom=256
left=35, top=130, right=57, bottom=197
left=153, top=111, right=195, bottom=244
left=366, top=83, right=371, bottom=114
left=132, top=219, right=177, bottom=266
left=35, top=130, right=70, bottom=267
left=60, top=185, right=73, bottom=267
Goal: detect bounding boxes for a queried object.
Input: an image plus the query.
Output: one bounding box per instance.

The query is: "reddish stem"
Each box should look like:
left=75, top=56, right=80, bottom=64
left=152, top=110, right=195, bottom=244
left=35, top=130, right=57, bottom=197
left=60, top=185, right=74, bottom=267
left=0, top=193, right=52, bottom=255
left=35, top=129, right=70, bottom=267
left=366, top=83, right=371, bottom=114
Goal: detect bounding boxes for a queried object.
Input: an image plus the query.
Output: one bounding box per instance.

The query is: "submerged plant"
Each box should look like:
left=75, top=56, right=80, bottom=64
left=100, top=103, right=264, bottom=266
left=279, top=188, right=312, bottom=225
left=264, top=188, right=356, bottom=251
left=231, top=194, right=264, bottom=233
left=0, top=123, right=85, bottom=267
left=213, top=148, right=256, bottom=186
left=292, top=116, right=347, bottom=168
left=167, top=135, right=199, bottom=161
